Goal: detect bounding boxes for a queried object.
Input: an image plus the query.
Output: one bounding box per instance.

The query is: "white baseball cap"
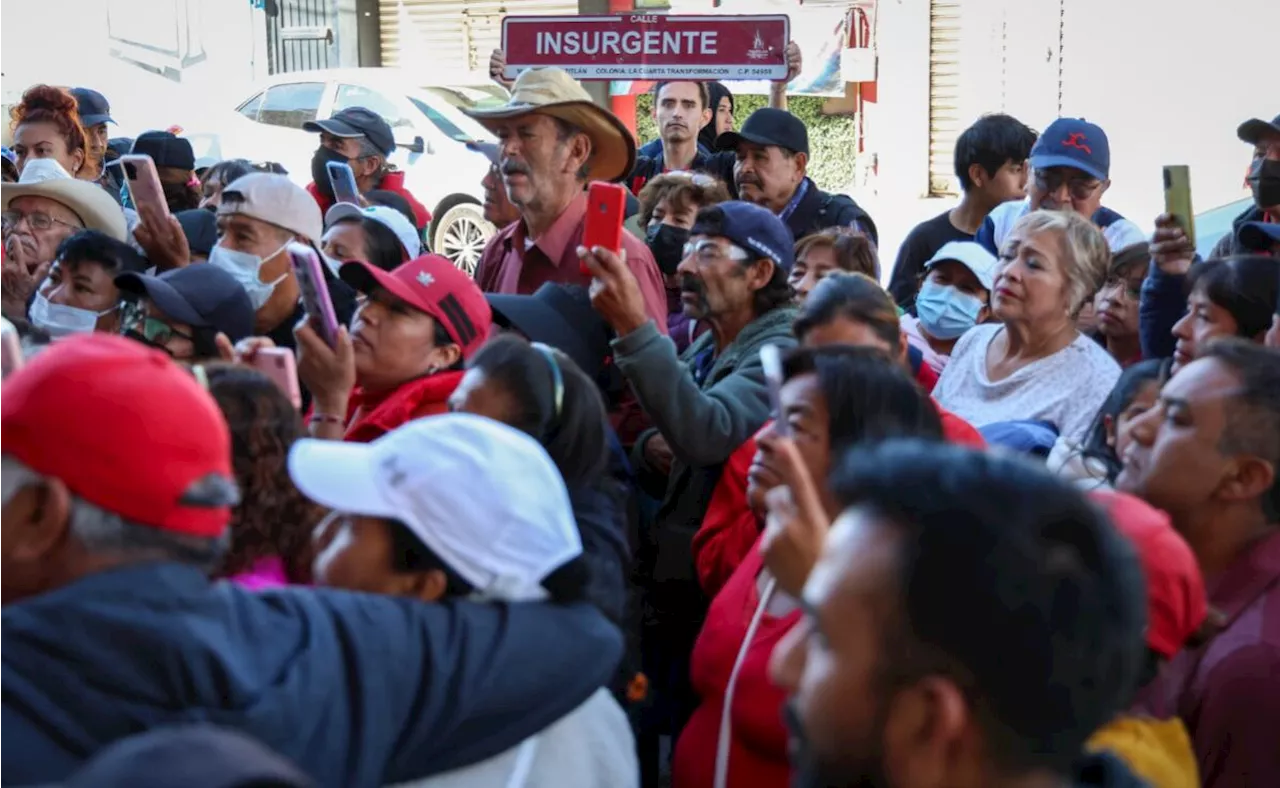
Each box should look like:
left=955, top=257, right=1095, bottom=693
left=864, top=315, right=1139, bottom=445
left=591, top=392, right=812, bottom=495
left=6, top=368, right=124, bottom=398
left=217, top=172, right=322, bottom=241
left=923, top=241, right=998, bottom=291
left=288, top=413, right=582, bottom=602
left=324, top=202, right=421, bottom=261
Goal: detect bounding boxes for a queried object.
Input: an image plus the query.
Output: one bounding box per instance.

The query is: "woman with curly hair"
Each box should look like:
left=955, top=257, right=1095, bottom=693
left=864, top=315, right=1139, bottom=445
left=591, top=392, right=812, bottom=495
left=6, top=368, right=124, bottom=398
left=9, top=85, right=89, bottom=178
left=202, top=363, right=325, bottom=587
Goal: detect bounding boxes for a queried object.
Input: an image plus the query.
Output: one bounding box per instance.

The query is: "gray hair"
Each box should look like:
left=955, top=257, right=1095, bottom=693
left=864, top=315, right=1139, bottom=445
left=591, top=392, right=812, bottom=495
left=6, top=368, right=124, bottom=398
left=1, top=455, right=228, bottom=571
left=1003, top=210, right=1110, bottom=315
left=356, top=137, right=389, bottom=174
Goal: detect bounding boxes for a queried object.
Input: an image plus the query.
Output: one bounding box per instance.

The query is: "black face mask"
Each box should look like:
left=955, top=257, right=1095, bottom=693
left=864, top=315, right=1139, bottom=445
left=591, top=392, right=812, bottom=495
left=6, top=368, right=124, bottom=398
left=645, top=223, right=690, bottom=276
left=1247, top=158, right=1280, bottom=210
left=310, top=146, right=349, bottom=200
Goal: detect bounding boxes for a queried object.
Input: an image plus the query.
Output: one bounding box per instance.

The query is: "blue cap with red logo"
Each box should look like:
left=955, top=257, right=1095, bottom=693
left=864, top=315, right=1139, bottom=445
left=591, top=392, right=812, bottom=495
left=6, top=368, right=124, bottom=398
left=1030, top=118, right=1110, bottom=181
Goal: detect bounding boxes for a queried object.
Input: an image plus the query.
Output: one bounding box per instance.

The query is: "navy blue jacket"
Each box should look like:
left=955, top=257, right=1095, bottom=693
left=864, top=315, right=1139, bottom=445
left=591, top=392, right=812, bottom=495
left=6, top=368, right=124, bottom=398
left=2, top=563, right=623, bottom=787
left=1138, top=258, right=1192, bottom=361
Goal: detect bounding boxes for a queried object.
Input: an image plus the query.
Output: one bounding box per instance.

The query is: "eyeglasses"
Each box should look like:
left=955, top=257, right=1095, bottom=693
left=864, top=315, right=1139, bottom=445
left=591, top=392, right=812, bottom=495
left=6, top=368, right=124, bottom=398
left=681, top=239, right=751, bottom=264
left=1, top=210, right=80, bottom=233
left=1032, top=170, right=1103, bottom=201
left=122, top=306, right=195, bottom=351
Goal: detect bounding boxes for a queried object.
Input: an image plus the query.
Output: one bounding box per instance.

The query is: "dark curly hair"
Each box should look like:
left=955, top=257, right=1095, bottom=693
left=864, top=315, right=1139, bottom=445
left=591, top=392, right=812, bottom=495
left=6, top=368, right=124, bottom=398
left=203, top=363, right=325, bottom=583
left=9, top=85, right=88, bottom=167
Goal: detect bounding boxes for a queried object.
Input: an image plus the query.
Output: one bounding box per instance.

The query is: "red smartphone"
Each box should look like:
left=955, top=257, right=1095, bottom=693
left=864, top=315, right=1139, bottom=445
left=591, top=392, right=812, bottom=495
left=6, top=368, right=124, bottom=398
left=289, top=242, right=341, bottom=349
left=2, top=319, right=23, bottom=379
left=581, top=181, right=627, bottom=275
left=252, top=347, right=302, bottom=409
left=119, top=154, right=171, bottom=220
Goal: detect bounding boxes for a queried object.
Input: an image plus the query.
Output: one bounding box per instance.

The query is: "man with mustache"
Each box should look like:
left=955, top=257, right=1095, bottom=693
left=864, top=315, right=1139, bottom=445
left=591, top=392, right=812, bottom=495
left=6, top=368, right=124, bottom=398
left=719, top=108, right=878, bottom=246
left=465, top=141, right=520, bottom=229
left=771, top=440, right=1149, bottom=788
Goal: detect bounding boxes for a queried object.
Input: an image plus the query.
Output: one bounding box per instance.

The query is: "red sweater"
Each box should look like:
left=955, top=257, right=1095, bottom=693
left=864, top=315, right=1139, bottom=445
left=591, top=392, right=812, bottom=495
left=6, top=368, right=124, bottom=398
left=306, top=170, right=432, bottom=230
left=311, top=371, right=462, bottom=443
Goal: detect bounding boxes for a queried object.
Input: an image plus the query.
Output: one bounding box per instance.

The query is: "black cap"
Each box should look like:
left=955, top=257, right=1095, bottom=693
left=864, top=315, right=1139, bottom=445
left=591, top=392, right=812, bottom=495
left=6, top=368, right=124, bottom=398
left=1237, top=113, right=1280, bottom=146
left=106, top=137, right=134, bottom=160
left=70, top=87, right=114, bottom=127
left=175, top=209, right=218, bottom=257
left=715, top=108, right=809, bottom=156
left=62, top=725, right=313, bottom=788
left=303, top=107, right=396, bottom=157
left=131, top=131, right=196, bottom=171
left=486, top=283, right=610, bottom=381
left=116, top=265, right=255, bottom=343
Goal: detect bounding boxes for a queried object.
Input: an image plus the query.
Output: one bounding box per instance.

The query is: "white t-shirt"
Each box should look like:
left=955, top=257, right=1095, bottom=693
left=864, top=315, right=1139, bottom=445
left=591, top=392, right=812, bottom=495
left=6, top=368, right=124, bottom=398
left=389, top=689, right=637, bottom=788
left=934, top=324, right=1120, bottom=443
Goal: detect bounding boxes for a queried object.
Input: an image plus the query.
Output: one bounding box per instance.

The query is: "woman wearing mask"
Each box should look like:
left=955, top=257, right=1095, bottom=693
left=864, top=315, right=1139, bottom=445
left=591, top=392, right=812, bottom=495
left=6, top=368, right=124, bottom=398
left=636, top=171, right=730, bottom=352
left=787, top=229, right=879, bottom=303
left=299, top=253, right=492, bottom=443
left=1167, top=254, right=1277, bottom=375
left=29, top=230, right=146, bottom=337
left=8, top=85, right=88, bottom=178
left=673, top=345, right=944, bottom=788
left=1092, top=242, right=1148, bottom=367
left=203, top=363, right=326, bottom=588
left=900, top=240, right=996, bottom=374
left=1046, top=359, right=1165, bottom=490
left=934, top=210, right=1119, bottom=443
left=322, top=203, right=421, bottom=272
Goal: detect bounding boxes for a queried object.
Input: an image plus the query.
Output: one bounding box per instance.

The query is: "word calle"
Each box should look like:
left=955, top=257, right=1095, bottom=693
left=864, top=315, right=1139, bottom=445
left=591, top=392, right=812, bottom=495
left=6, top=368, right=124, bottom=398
left=535, top=29, right=719, bottom=57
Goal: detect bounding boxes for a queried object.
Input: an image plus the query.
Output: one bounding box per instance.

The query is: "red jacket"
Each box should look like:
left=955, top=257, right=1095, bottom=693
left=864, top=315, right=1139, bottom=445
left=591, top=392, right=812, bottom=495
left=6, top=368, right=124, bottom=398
left=307, top=370, right=463, bottom=444
left=691, top=401, right=984, bottom=598
left=307, top=170, right=432, bottom=230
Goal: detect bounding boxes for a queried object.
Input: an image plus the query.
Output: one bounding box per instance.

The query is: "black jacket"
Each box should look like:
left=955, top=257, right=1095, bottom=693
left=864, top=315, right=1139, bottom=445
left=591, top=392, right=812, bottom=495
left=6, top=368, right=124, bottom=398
left=785, top=177, right=878, bottom=246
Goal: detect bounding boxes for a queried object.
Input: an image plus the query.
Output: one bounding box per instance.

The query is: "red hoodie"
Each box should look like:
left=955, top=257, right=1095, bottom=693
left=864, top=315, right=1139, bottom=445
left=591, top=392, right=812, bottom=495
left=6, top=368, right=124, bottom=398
left=307, top=170, right=432, bottom=230
left=675, top=403, right=984, bottom=788
left=305, top=371, right=463, bottom=444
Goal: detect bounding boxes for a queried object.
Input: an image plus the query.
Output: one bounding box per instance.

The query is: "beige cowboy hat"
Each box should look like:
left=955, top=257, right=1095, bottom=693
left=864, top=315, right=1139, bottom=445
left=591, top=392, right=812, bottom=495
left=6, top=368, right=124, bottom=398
left=1, top=159, right=128, bottom=241
left=463, top=68, right=636, bottom=184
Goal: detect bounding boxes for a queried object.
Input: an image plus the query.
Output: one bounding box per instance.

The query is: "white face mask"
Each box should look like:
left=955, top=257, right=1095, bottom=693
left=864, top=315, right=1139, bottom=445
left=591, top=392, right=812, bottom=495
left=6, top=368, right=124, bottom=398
left=208, top=241, right=290, bottom=310
left=29, top=291, right=116, bottom=338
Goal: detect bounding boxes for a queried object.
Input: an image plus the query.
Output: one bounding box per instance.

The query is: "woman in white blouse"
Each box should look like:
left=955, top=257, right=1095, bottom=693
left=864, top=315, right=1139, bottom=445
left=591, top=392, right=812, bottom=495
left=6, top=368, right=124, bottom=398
left=934, top=209, right=1121, bottom=443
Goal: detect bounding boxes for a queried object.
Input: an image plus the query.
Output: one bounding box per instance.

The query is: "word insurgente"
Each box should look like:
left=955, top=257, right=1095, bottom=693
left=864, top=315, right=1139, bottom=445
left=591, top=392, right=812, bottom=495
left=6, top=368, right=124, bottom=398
left=535, top=29, right=719, bottom=57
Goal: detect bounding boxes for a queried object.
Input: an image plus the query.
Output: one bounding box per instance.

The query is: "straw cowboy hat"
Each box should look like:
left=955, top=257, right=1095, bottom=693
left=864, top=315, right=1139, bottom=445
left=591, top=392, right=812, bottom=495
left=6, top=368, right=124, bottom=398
left=1, top=159, right=128, bottom=241
left=463, top=68, right=636, bottom=183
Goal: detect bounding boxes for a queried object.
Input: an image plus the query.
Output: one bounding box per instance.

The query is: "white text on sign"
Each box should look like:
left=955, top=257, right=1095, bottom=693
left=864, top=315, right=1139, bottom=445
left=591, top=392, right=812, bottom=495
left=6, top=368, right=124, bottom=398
left=536, top=30, right=719, bottom=57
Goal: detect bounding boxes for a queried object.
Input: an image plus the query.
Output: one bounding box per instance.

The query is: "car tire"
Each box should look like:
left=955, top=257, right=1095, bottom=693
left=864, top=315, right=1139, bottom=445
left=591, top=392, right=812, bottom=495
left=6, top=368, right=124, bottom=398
left=431, top=202, right=495, bottom=278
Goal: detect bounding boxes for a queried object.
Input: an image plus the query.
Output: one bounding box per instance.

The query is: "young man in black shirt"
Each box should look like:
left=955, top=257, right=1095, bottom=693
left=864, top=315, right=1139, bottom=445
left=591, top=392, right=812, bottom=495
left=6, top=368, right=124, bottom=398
left=888, top=114, right=1037, bottom=309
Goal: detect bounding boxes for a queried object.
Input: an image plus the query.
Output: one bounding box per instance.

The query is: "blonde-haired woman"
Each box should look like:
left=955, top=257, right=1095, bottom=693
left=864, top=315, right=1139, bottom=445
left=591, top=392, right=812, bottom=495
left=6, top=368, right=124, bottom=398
left=934, top=209, right=1120, bottom=442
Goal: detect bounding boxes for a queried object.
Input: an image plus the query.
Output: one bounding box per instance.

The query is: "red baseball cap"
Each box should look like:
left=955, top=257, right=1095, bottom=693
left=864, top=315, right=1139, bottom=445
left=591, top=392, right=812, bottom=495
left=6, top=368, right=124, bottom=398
left=340, top=255, right=492, bottom=359
left=1, top=333, right=236, bottom=538
left=1090, top=490, right=1207, bottom=658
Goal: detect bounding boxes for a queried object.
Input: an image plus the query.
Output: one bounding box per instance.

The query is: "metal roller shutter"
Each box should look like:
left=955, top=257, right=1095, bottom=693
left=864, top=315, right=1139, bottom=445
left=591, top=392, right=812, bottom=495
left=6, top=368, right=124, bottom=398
left=379, top=0, right=578, bottom=76
left=928, top=0, right=963, bottom=196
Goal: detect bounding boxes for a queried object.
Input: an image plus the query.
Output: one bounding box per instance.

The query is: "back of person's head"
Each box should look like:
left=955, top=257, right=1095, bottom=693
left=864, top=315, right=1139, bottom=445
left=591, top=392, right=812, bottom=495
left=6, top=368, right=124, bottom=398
left=360, top=215, right=406, bottom=270
left=793, top=272, right=902, bottom=354
left=363, top=189, right=418, bottom=229
left=794, top=229, right=881, bottom=280
left=1185, top=254, right=1279, bottom=341
left=1200, top=338, right=1280, bottom=519
left=201, top=159, right=255, bottom=189
left=202, top=363, right=320, bottom=583
left=463, top=333, right=610, bottom=488
left=953, top=113, right=1038, bottom=192
left=828, top=440, right=1146, bottom=777
left=55, top=229, right=147, bottom=275
left=782, top=345, right=942, bottom=454
left=637, top=171, right=731, bottom=226
left=1081, top=358, right=1167, bottom=481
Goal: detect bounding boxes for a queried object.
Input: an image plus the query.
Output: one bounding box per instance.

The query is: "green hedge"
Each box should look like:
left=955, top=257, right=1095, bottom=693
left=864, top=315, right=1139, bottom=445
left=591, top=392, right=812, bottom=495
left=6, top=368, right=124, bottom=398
left=634, top=93, right=856, bottom=192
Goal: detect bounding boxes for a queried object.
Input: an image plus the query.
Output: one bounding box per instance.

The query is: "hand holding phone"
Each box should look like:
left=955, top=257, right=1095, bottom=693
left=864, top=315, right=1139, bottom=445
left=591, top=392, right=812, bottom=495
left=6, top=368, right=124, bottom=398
left=251, top=347, right=302, bottom=409
left=1163, top=165, right=1196, bottom=250
left=119, top=154, right=170, bottom=221
left=760, top=343, right=789, bottom=437
left=581, top=181, right=627, bottom=276
left=326, top=162, right=361, bottom=206
left=289, top=242, right=341, bottom=349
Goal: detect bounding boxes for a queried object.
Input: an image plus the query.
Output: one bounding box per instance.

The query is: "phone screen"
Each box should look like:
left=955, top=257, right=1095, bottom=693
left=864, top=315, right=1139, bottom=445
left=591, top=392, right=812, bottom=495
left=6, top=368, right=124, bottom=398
left=760, top=344, right=789, bottom=437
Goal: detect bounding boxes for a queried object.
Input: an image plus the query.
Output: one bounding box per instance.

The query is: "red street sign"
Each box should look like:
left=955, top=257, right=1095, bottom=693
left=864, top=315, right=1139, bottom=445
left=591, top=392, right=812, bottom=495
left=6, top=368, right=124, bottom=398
left=502, top=14, right=790, bottom=81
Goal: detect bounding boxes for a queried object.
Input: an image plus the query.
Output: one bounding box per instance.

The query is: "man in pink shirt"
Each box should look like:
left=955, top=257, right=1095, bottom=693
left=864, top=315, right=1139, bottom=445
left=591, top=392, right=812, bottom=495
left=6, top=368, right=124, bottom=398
left=466, top=67, right=668, bottom=331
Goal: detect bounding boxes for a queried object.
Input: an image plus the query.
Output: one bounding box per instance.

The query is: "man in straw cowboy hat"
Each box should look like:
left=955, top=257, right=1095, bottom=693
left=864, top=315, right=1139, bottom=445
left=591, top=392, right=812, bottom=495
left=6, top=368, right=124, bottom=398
left=465, top=67, right=668, bottom=332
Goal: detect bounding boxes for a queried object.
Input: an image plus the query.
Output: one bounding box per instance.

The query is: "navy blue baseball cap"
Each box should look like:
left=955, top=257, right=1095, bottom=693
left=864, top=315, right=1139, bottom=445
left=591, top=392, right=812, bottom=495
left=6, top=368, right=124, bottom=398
left=716, top=107, right=809, bottom=156
left=175, top=209, right=218, bottom=257
left=70, top=87, right=114, bottom=127
left=132, top=131, right=196, bottom=171
left=303, top=107, right=396, bottom=157
left=1237, top=113, right=1280, bottom=145
left=1236, top=221, right=1280, bottom=251
left=116, top=264, right=255, bottom=345
left=1030, top=118, right=1110, bottom=181
left=691, top=200, right=796, bottom=272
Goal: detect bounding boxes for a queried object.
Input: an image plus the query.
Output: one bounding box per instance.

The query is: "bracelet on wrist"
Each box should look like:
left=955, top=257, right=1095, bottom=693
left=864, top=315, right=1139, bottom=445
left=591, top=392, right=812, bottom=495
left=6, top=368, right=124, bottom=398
left=311, top=412, right=345, bottom=426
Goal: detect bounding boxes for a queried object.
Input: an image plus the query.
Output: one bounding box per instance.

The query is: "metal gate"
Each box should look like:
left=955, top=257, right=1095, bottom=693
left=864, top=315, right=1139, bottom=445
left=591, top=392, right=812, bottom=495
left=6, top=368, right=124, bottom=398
left=265, top=0, right=339, bottom=74
left=927, top=0, right=963, bottom=197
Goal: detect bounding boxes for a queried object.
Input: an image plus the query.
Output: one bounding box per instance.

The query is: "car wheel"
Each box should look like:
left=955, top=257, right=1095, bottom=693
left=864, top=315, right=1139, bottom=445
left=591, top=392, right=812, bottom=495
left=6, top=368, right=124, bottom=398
left=432, top=202, right=495, bottom=278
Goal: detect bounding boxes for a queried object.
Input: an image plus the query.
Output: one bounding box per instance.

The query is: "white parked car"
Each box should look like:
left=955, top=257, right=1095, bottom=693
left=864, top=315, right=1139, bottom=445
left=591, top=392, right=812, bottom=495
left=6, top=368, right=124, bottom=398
left=184, top=68, right=509, bottom=275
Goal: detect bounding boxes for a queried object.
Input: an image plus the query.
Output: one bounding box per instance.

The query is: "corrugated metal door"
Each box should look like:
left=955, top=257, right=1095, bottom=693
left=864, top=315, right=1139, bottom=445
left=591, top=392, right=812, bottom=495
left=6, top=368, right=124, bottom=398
left=379, top=0, right=578, bottom=76
left=928, top=0, right=963, bottom=196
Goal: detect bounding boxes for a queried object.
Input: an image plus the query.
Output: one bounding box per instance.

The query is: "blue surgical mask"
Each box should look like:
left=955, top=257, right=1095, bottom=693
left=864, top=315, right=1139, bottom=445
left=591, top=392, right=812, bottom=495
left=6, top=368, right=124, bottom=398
left=208, top=242, right=289, bottom=310
left=29, top=291, right=116, bottom=338
left=915, top=280, right=984, bottom=340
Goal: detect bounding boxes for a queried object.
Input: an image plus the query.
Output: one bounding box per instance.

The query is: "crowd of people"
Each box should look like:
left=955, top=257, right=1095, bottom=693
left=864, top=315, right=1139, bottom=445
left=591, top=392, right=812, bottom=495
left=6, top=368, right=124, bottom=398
left=1, top=51, right=1278, bottom=788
